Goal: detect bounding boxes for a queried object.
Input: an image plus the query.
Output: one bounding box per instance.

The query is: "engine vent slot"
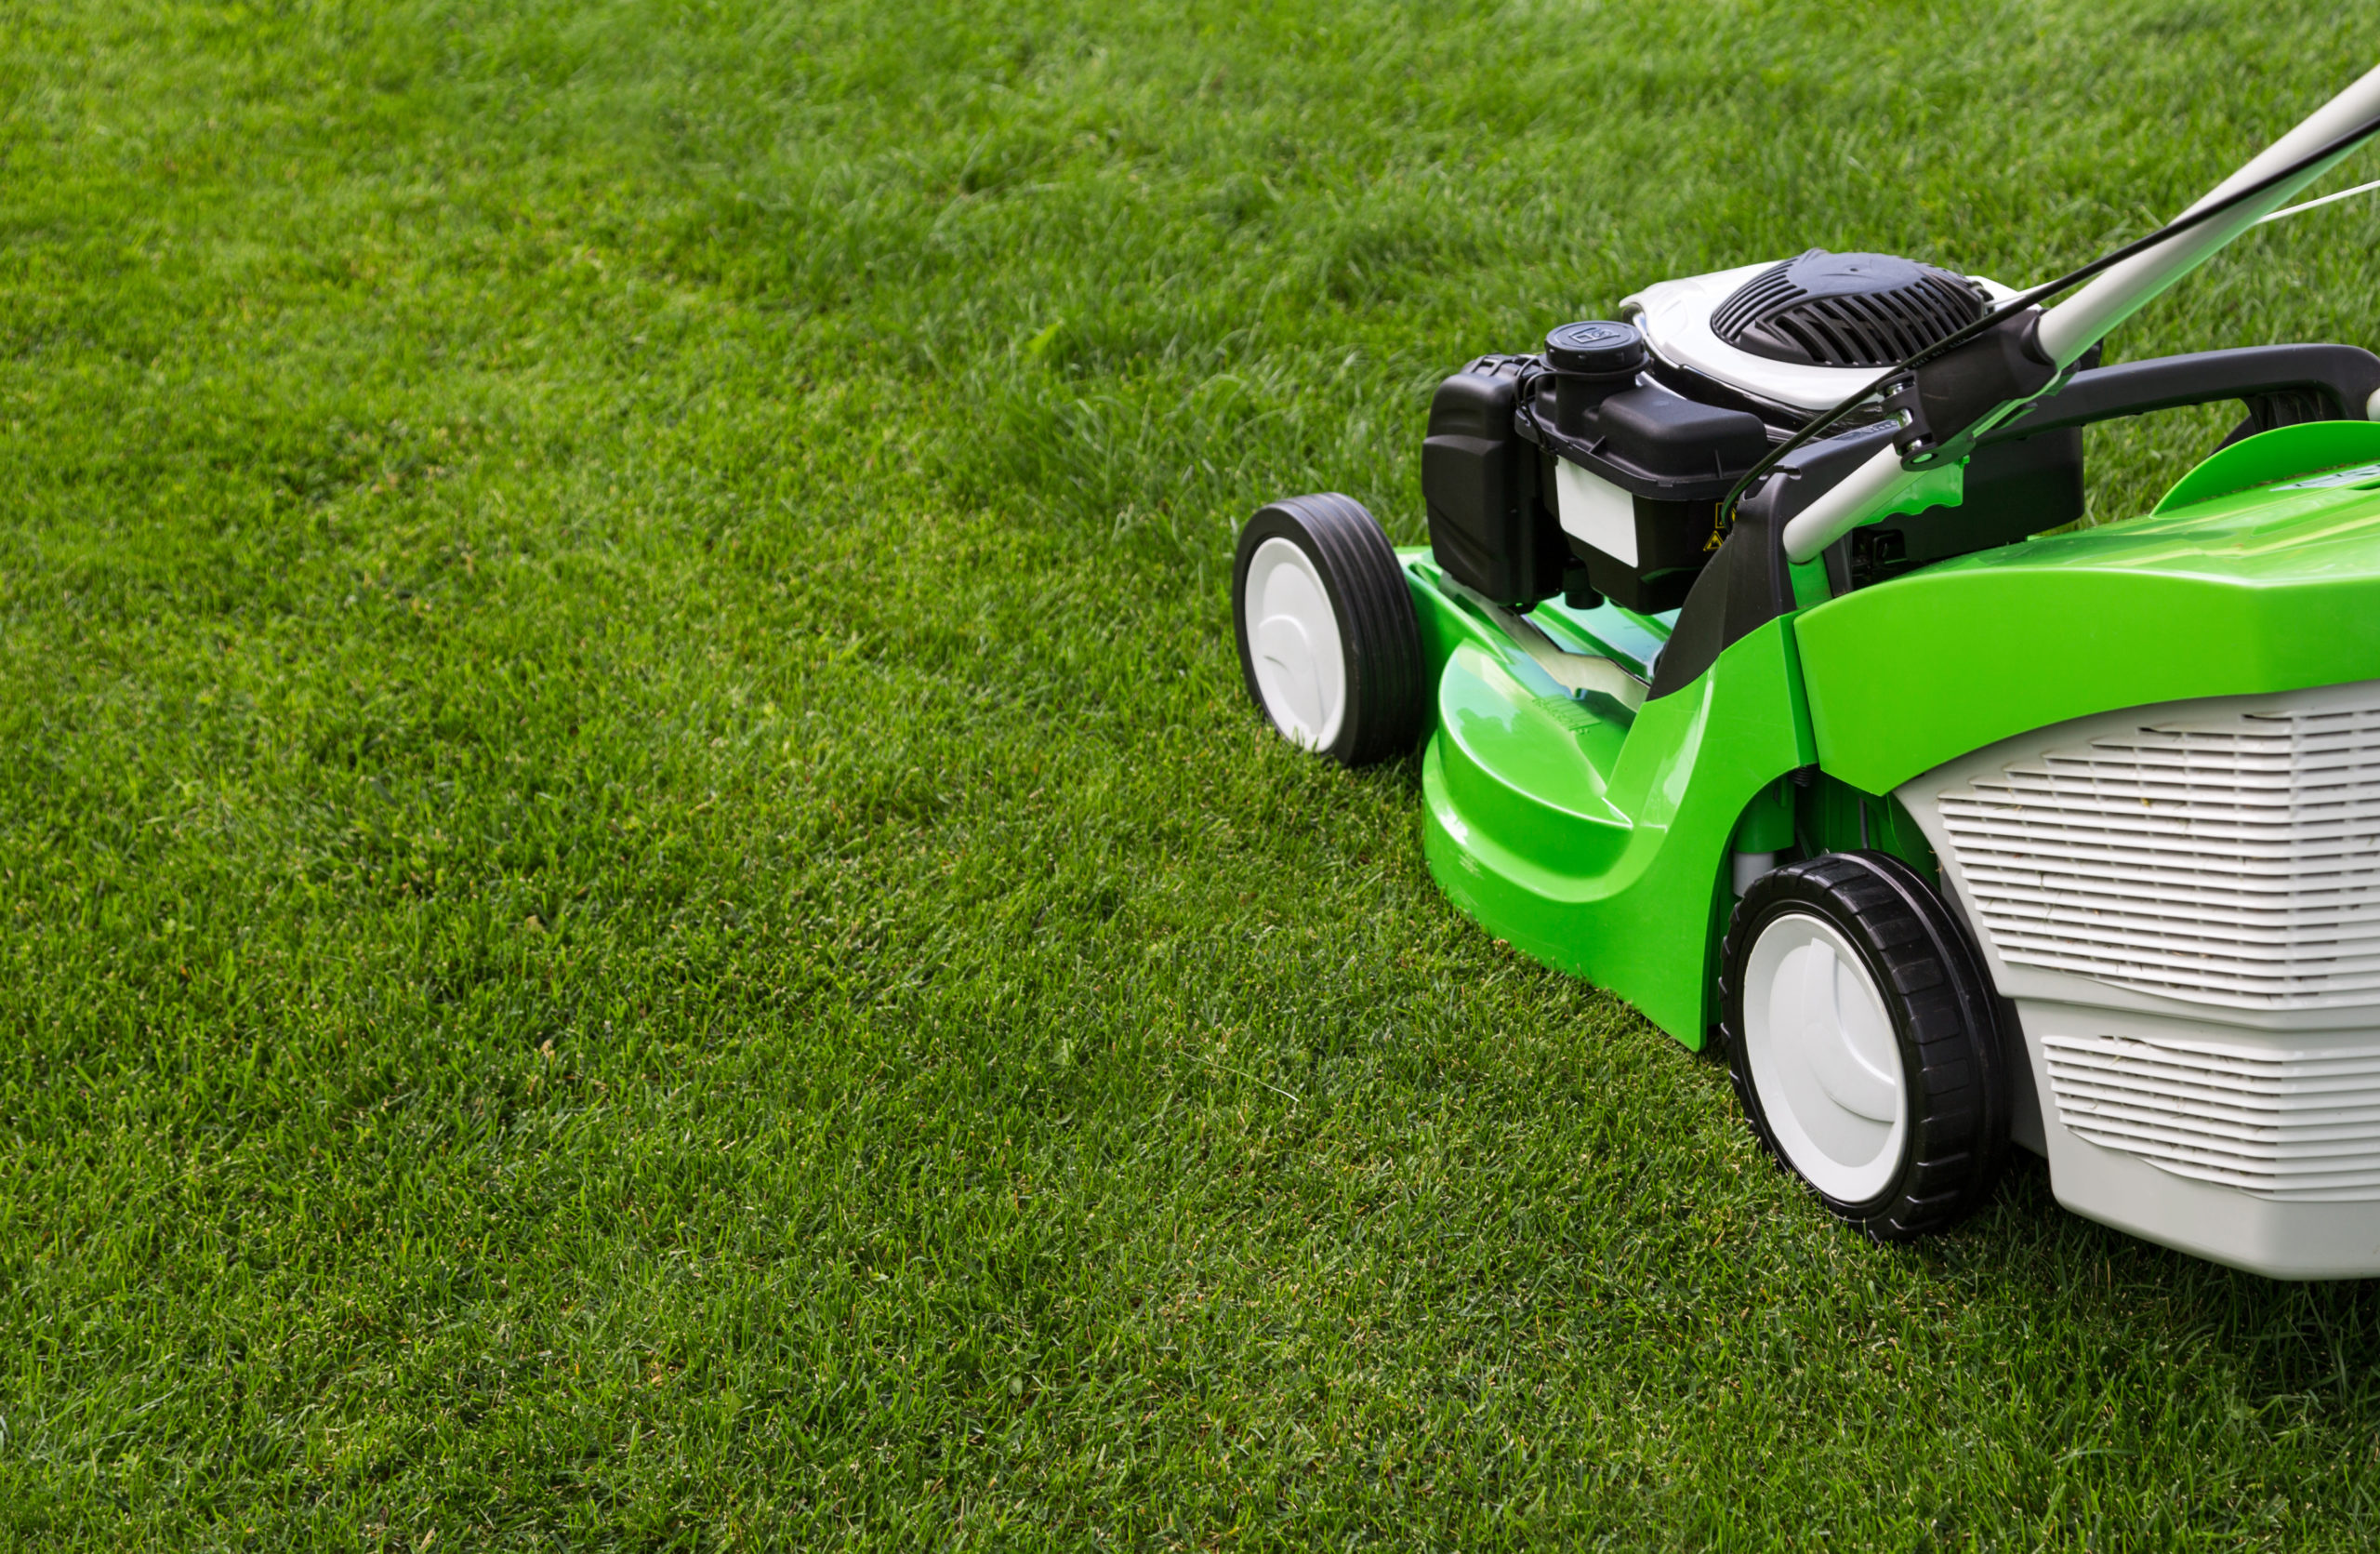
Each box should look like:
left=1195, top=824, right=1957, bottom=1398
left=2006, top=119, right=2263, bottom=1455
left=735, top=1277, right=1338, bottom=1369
left=2042, top=1030, right=2380, bottom=1202
left=1934, top=689, right=2380, bottom=1012
left=1710, top=249, right=1988, bottom=368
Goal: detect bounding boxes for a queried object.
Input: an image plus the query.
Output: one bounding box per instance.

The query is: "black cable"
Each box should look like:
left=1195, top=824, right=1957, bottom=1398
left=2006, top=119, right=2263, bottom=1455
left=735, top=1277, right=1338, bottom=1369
left=1712, top=108, right=2380, bottom=532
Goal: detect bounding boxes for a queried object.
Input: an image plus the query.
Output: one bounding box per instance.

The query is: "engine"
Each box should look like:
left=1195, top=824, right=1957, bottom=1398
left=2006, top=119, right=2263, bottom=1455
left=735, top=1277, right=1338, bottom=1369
left=1422, top=249, right=2086, bottom=613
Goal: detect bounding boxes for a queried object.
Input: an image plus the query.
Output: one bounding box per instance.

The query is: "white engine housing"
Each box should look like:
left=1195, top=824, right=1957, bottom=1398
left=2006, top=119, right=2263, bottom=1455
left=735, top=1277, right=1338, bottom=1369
left=1620, top=260, right=2017, bottom=419
left=1897, top=679, right=2380, bottom=1278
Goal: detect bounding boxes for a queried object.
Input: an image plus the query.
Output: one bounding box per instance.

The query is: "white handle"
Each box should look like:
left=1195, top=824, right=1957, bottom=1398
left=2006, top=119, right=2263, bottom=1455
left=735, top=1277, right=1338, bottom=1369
left=1782, top=64, right=2380, bottom=566
left=2035, top=62, right=2380, bottom=366
left=1778, top=444, right=1920, bottom=567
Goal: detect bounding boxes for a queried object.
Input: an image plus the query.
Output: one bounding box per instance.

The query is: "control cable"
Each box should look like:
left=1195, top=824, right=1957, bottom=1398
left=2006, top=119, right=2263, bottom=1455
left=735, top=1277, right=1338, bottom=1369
left=1713, top=111, right=2380, bottom=534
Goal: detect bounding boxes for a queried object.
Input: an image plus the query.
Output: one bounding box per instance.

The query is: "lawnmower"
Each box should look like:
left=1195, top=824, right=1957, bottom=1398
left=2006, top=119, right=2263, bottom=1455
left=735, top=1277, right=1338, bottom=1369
left=1232, top=65, right=2380, bottom=1278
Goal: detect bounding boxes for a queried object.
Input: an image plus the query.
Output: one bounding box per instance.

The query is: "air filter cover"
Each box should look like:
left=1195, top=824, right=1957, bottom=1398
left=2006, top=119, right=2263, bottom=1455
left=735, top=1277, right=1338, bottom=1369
left=1711, top=249, right=1987, bottom=368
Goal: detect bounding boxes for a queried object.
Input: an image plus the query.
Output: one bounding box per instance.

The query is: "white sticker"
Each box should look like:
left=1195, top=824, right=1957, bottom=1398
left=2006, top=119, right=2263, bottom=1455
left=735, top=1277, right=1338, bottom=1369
left=2269, top=461, right=2380, bottom=492
left=1554, top=460, right=1639, bottom=567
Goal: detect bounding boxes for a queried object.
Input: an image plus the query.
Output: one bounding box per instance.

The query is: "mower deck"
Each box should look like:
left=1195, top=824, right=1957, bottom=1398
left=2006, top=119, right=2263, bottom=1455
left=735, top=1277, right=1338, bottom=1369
left=1406, top=557, right=1812, bottom=1048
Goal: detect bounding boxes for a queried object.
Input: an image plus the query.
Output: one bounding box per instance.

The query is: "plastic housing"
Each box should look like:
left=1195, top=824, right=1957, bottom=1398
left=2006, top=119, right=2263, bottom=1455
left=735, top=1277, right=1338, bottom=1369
left=1421, top=355, right=1566, bottom=606
left=1537, top=383, right=1769, bottom=613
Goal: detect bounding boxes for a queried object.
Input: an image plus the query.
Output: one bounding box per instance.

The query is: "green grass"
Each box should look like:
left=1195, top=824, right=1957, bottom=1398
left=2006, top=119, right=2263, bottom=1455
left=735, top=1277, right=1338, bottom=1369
left=7, top=1, right=2380, bottom=1547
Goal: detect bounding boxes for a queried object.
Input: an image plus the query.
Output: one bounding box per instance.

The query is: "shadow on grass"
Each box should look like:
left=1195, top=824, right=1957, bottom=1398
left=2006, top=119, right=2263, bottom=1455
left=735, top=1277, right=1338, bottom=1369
left=1916, top=1150, right=2380, bottom=1410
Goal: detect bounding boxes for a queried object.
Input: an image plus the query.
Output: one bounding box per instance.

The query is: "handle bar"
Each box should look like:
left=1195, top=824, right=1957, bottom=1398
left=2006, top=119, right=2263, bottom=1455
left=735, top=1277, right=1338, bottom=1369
left=1780, top=63, right=2380, bottom=565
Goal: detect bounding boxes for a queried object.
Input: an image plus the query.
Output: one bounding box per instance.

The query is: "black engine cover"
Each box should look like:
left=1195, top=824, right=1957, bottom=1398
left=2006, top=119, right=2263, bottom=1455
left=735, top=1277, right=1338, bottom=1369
left=1422, top=355, right=1567, bottom=606
left=1712, top=249, right=1988, bottom=369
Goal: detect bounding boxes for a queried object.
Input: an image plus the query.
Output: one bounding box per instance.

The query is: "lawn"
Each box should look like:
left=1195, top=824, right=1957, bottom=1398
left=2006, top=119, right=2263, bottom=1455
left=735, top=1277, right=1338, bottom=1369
left=6, top=0, right=2380, bottom=1547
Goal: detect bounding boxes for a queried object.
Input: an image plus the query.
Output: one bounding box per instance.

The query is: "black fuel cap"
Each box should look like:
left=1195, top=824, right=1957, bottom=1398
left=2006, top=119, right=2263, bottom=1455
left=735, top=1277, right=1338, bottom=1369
left=1544, top=320, right=1646, bottom=374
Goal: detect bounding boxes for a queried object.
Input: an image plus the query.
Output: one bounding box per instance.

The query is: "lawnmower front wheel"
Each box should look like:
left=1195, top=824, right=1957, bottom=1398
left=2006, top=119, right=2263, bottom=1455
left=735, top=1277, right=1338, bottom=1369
left=1720, top=851, right=2012, bottom=1242
left=1231, top=494, right=1425, bottom=767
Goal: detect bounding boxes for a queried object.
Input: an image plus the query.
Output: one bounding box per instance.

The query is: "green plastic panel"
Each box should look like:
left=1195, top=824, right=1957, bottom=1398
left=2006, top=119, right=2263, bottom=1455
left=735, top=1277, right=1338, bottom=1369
left=1403, top=552, right=1815, bottom=1046
left=2153, top=420, right=2380, bottom=513
left=1795, top=461, right=2380, bottom=795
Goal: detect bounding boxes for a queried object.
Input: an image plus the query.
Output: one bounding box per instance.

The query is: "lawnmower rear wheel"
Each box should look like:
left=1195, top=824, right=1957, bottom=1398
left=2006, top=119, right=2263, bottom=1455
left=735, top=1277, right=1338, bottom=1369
left=1720, top=850, right=2011, bottom=1242
left=1232, top=494, right=1425, bottom=767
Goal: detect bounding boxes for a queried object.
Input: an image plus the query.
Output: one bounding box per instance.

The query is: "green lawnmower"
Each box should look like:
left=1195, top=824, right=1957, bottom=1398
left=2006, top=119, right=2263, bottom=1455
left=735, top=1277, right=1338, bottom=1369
left=1233, top=65, right=2380, bottom=1278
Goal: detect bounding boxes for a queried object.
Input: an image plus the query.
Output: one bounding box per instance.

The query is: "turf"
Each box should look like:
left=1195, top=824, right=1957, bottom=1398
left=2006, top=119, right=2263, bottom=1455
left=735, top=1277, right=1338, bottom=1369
left=7, top=1, right=2380, bottom=1547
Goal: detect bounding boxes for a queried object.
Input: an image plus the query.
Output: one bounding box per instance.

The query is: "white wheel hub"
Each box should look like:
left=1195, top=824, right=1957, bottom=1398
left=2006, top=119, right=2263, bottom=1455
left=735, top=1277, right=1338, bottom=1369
left=1242, top=537, right=1346, bottom=750
left=1740, top=911, right=1909, bottom=1204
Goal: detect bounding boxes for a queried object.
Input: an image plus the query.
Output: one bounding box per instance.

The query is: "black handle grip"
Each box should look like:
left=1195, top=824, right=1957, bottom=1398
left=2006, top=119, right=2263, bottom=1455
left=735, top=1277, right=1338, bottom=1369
left=1983, top=344, right=2380, bottom=445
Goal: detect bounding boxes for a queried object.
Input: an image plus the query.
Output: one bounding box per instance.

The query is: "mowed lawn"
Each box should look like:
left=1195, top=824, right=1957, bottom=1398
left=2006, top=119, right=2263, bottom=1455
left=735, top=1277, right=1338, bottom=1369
left=7, top=1, right=2380, bottom=1546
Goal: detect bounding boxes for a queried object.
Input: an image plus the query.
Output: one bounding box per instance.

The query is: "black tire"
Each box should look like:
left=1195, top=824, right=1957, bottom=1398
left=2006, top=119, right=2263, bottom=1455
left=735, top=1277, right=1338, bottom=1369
left=1719, top=850, right=2010, bottom=1242
left=1231, top=493, right=1426, bottom=767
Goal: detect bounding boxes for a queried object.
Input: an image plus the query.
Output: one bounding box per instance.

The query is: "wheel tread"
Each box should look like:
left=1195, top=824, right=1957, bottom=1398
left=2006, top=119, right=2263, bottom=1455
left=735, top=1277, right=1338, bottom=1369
left=1231, top=494, right=1424, bottom=766
left=1719, top=850, right=2011, bottom=1242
